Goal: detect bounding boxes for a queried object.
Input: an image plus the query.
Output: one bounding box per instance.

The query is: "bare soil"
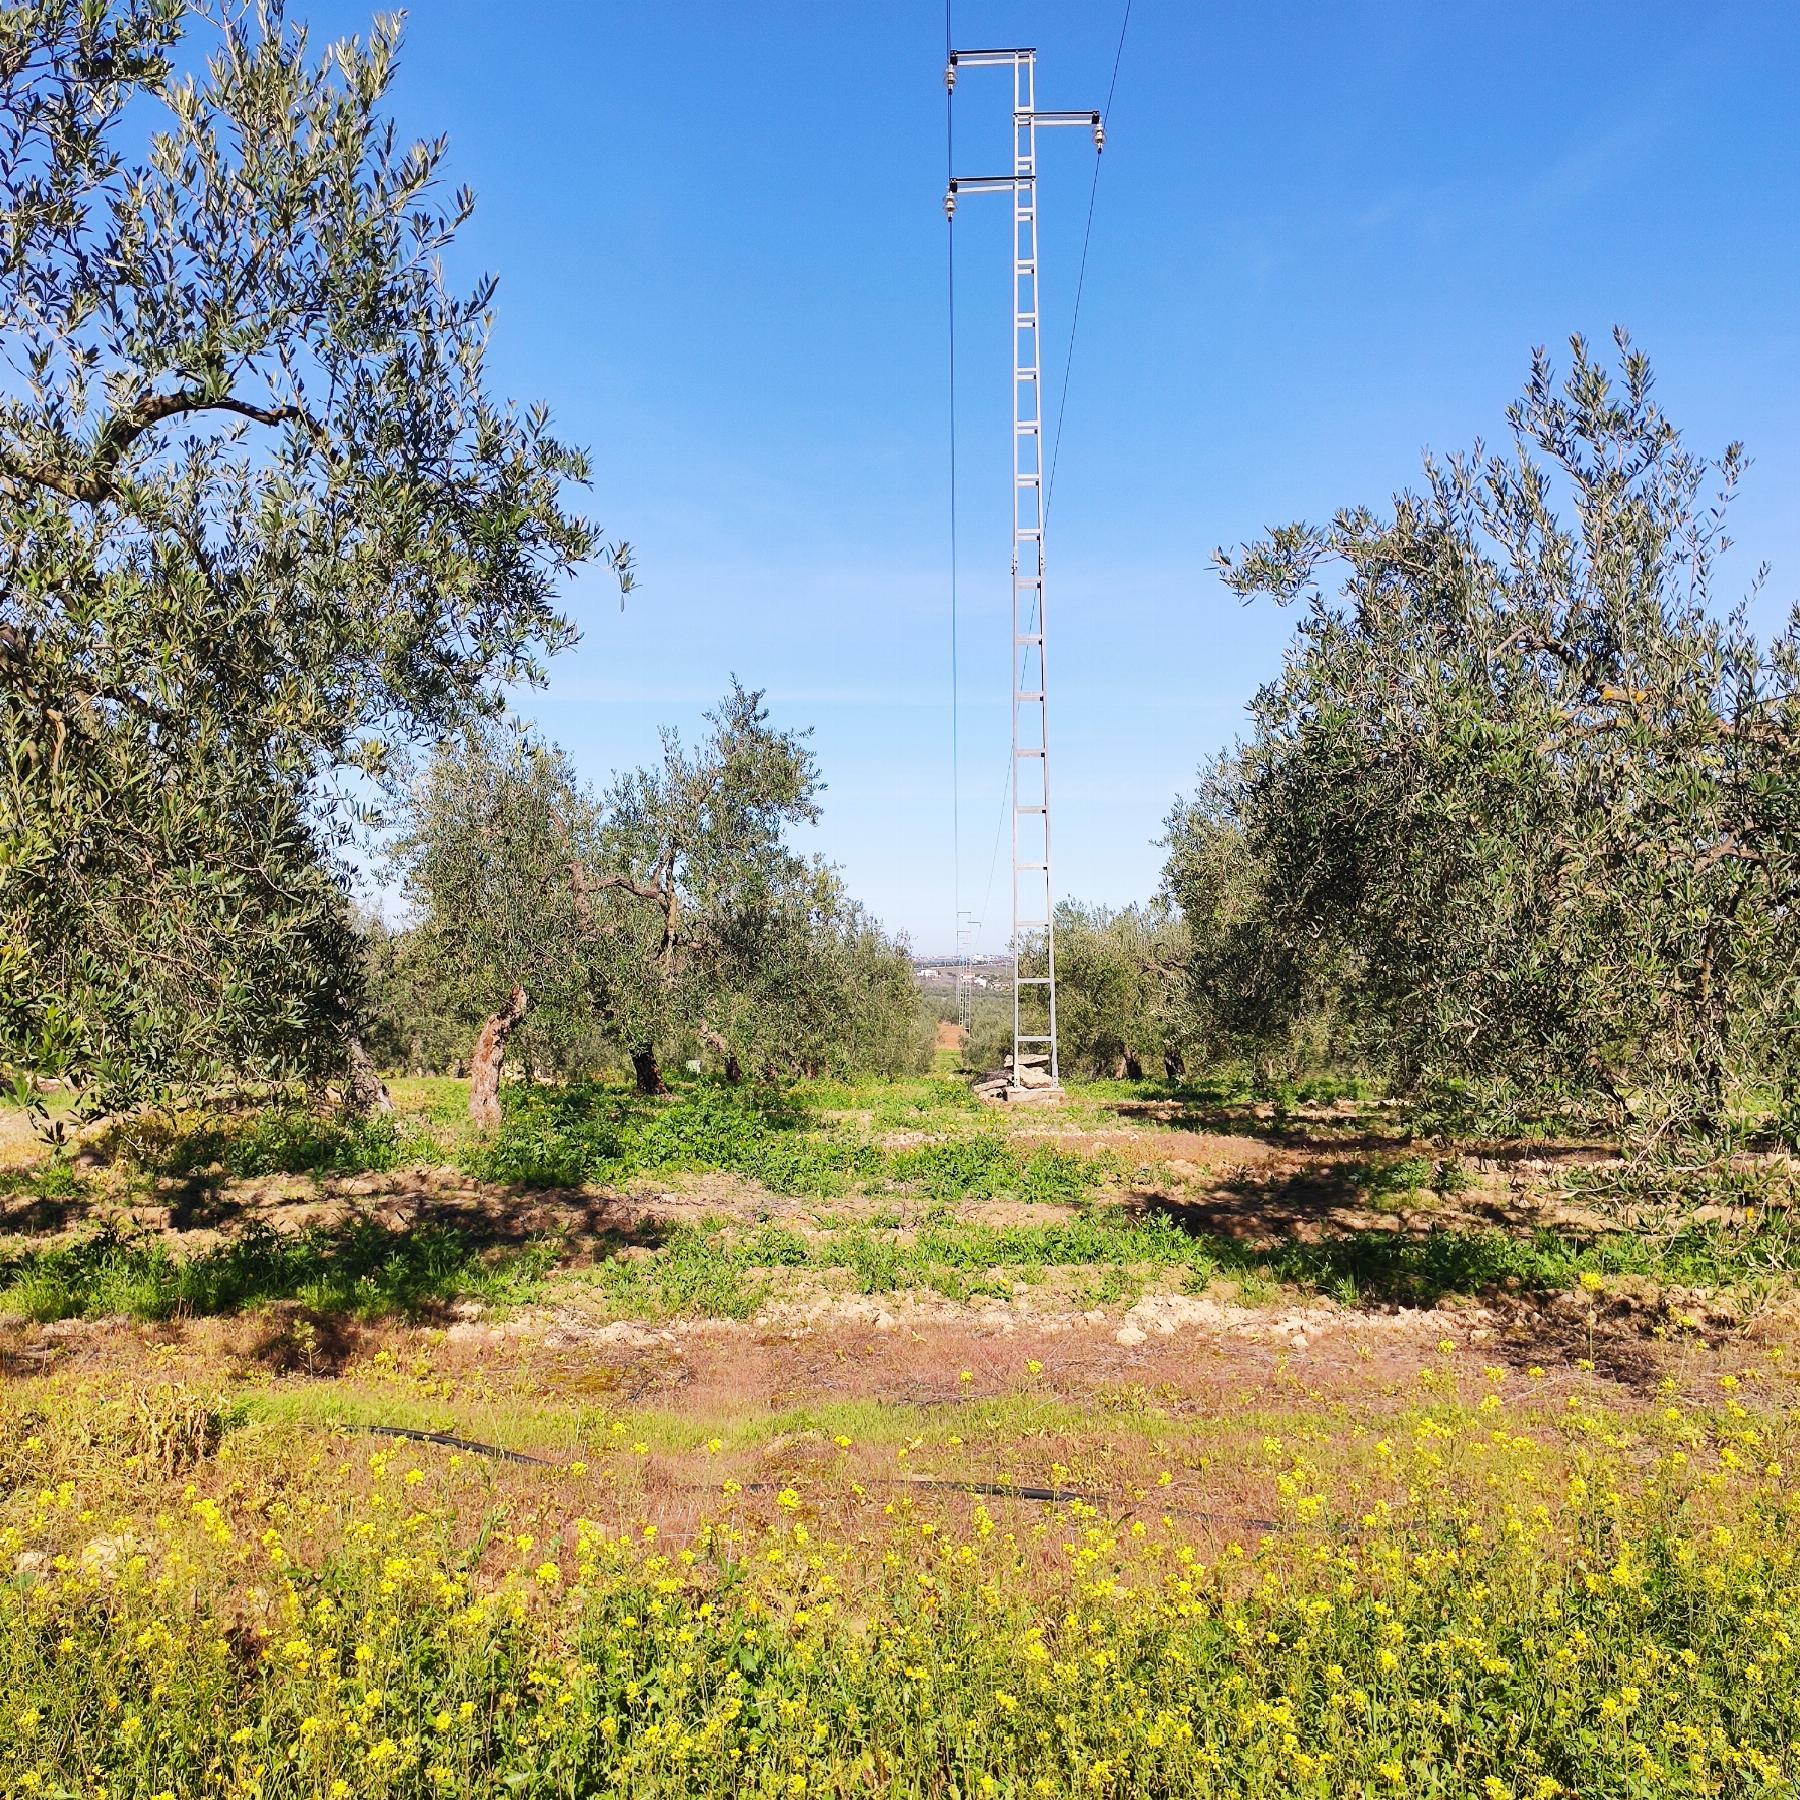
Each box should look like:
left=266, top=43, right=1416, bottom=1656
left=5, top=1269, right=1787, bottom=1555
left=8, top=1088, right=1794, bottom=1533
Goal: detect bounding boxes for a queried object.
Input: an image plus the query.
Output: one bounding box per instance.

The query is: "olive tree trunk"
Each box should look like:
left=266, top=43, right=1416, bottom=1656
left=468, top=985, right=530, bottom=1128
left=630, top=1043, right=668, bottom=1097
left=346, top=1037, right=393, bottom=1114
left=698, top=1024, right=743, bottom=1084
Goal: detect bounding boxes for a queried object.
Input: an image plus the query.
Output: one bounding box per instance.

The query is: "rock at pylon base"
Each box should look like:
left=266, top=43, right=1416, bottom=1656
left=969, top=1067, right=1065, bottom=1107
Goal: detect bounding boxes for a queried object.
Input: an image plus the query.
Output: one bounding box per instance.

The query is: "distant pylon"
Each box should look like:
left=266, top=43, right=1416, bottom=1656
left=955, top=909, right=977, bottom=1036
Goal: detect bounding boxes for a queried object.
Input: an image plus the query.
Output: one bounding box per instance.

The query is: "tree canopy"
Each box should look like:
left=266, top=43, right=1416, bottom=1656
left=1167, top=333, right=1800, bottom=1142
left=388, top=685, right=927, bottom=1107
left=1049, top=901, right=1190, bottom=1082
left=1, top=1, right=624, bottom=1114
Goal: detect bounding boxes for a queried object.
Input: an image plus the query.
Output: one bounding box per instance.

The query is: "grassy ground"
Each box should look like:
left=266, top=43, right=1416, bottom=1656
left=5, top=1072, right=1800, bottom=1795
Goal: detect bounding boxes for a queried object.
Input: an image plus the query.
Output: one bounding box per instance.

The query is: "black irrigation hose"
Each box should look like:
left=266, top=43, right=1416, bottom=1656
left=895, top=1476, right=1114, bottom=1506
left=345, top=1423, right=1280, bottom=1530
left=760, top=1475, right=1281, bottom=1534
left=353, top=1422, right=553, bottom=1467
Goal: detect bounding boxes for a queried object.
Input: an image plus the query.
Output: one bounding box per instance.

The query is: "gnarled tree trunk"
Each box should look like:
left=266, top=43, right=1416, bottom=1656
left=698, top=1024, right=743, bottom=1084
left=630, top=1043, right=667, bottom=1097
left=346, top=1036, right=392, bottom=1114
left=468, top=985, right=529, bottom=1128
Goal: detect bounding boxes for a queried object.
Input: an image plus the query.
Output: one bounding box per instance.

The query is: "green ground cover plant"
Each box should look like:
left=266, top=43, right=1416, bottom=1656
left=560, top=1212, right=1800, bottom=1324
left=158, top=1109, right=440, bottom=1181
left=9, top=1074, right=1799, bottom=1332
left=0, top=1153, right=84, bottom=1203
left=462, top=1082, right=1114, bottom=1204
left=0, top=1220, right=556, bottom=1324
left=571, top=1214, right=1206, bottom=1319
left=806, top=1073, right=987, bottom=1124
left=8, top=1192, right=1799, bottom=1330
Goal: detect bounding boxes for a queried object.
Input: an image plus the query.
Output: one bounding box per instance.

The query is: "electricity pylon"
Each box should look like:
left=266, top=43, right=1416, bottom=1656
left=954, top=909, right=978, bottom=1037
left=945, top=47, right=1101, bottom=1091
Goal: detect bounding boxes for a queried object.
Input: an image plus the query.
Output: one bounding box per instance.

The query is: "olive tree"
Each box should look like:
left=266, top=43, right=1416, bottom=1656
left=393, top=685, right=920, bottom=1105
left=393, top=723, right=602, bottom=1123
left=356, top=912, right=467, bottom=1081
left=582, top=681, right=822, bottom=1094
left=1184, top=332, right=1800, bottom=1143
left=0, top=1, right=626, bottom=1116
left=1051, top=901, right=1190, bottom=1081
left=1161, top=752, right=1356, bottom=1084
left=700, top=861, right=928, bottom=1082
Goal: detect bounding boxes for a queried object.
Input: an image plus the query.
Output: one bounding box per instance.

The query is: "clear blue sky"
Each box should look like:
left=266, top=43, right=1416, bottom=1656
left=314, top=1, right=1799, bottom=956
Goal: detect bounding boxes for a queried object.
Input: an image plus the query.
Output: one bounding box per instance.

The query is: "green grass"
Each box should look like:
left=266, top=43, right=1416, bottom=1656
left=224, top=1383, right=1289, bottom=1466
left=156, top=1106, right=440, bottom=1180
left=0, top=1218, right=557, bottom=1323
left=807, top=1072, right=986, bottom=1128
left=564, top=1213, right=1197, bottom=1320
left=463, top=1082, right=1113, bottom=1204
left=1260, top=1215, right=1800, bottom=1306
left=1347, top=1153, right=1435, bottom=1198
left=563, top=1208, right=1800, bottom=1323
left=389, top=1075, right=482, bottom=1124
left=1338, top=1151, right=1480, bottom=1207
left=10, top=1075, right=1799, bottom=1329
left=11, top=1203, right=1789, bottom=1330
left=463, top=1083, right=881, bottom=1195
left=1043, top=1072, right=1409, bottom=1143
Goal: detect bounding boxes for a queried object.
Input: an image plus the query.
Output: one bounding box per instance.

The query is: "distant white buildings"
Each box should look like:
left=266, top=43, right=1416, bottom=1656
left=911, top=957, right=1003, bottom=991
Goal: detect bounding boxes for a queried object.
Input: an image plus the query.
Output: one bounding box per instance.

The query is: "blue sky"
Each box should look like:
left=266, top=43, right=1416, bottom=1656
left=313, top=1, right=1799, bottom=955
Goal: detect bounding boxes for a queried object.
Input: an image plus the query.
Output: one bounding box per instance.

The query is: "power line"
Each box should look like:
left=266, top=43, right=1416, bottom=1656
left=1044, top=0, right=1131, bottom=528
left=1104, top=0, right=1133, bottom=114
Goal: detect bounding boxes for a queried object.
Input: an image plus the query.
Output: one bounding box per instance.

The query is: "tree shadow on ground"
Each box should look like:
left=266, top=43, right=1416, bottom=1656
left=1131, top=1163, right=1533, bottom=1247
left=0, top=1191, right=85, bottom=1235
left=1480, top=1306, right=1666, bottom=1390
left=1107, top=1098, right=1412, bottom=1153
left=1097, top=1086, right=1617, bottom=1164
left=0, top=1205, right=657, bottom=1326
left=1128, top=1179, right=1607, bottom=1310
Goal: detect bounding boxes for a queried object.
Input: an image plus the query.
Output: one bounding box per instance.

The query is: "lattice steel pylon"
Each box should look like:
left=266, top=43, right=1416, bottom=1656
left=954, top=909, right=978, bottom=1036
left=945, top=47, right=1102, bottom=1090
